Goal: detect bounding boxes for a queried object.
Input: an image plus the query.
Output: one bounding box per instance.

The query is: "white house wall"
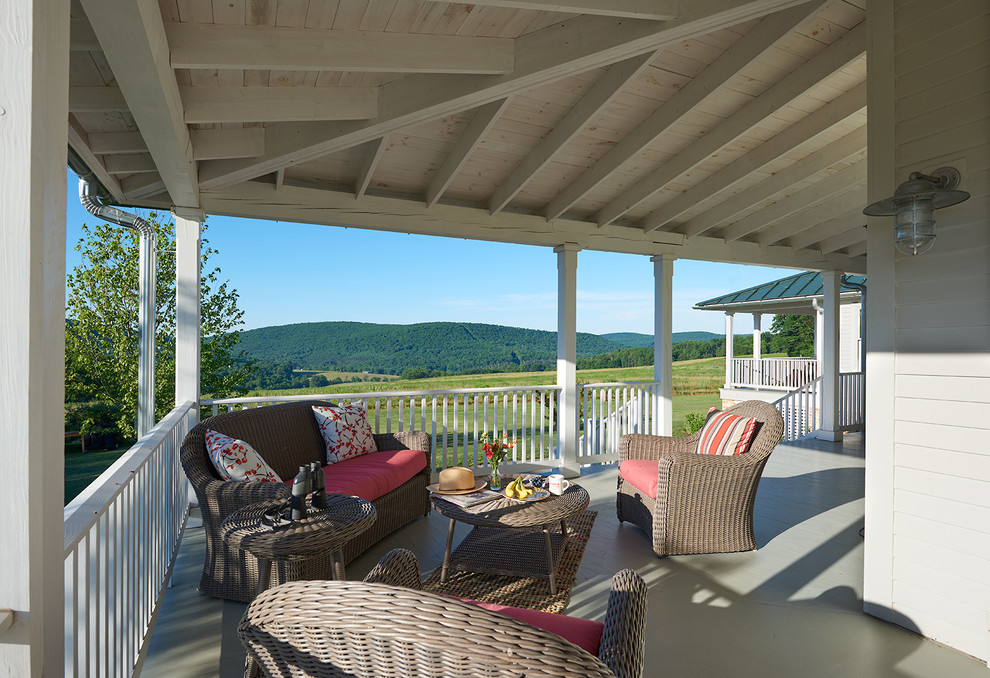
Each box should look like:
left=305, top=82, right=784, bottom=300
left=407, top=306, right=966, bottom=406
left=840, top=302, right=861, bottom=372
left=865, top=0, right=990, bottom=664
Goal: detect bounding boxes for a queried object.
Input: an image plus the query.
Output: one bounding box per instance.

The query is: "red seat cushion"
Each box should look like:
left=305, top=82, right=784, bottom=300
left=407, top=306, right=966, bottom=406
left=619, top=459, right=659, bottom=499
left=287, top=449, right=426, bottom=502
left=450, top=596, right=604, bottom=655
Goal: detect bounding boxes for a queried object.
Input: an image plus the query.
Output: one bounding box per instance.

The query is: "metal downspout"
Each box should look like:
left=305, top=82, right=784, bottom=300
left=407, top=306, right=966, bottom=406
left=77, top=176, right=157, bottom=438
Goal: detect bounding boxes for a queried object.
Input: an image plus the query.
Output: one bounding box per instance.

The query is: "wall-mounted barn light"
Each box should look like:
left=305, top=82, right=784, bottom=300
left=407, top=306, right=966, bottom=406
left=863, top=166, right=970, bottom=255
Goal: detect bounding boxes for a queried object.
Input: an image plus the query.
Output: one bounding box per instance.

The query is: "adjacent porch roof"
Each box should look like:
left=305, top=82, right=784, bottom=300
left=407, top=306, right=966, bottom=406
left=694, top=270, right=866, bottom=314
left=70, top=0, right=868, bottom=274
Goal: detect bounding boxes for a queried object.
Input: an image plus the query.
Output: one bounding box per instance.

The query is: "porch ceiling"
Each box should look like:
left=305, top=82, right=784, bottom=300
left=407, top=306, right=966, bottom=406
left=69, top=0, right=867, bottom=274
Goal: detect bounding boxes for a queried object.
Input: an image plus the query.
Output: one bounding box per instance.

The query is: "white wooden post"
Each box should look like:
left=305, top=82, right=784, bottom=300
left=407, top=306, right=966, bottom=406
left=652, top=255, right=674, bottom=436
left=818, top=271, right=842, bottom=441
left=0, top=0, right=69, bottom=672
left=555, top=244, right=580, bottom=477
left=753, top=312, right=762, bottom=384
left=724, top=312, right=735, bottom=387
left=173, top=208, right=203, bottom=408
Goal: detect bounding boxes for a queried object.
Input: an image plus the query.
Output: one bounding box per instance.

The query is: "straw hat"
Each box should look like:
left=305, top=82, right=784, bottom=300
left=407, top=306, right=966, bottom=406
left=426, top=466, right=488, bottom=495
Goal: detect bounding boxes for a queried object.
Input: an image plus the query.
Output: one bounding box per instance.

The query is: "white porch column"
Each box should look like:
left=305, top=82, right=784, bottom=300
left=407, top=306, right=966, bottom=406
left=818, top=271, right=842, bottom=441
left=724, top=312, right=735, bottom=388
left=555, top=244, right=580, bottom=477
left=173, top=209, right=203, bottom=408
left=651, top=255, right=674, bottom=436
left=0, top=0, right=69, bottom=672
left=752, top=312, right=762, bottom=385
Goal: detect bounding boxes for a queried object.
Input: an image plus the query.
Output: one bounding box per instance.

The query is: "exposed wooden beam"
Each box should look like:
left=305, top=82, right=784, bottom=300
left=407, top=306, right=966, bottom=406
left=488, top=53, right=654, bottom=215
left=721, top=161, right=865, bottom=243
left=69, top=86, right=127, bottom=112
left=181, top=86, right=378, bottom=124
left=70, top=18, right=100, bottom=51
left=275, top=169, right=285, bottom=192
left=198, top=0, right=814, bottom=190
left=842, top=241, right=867, bottom=258
left=659, top=124, right=866, bottom=236
left=120, top=172, right=166, bottom=200
left=433, top=0, right=678, bottom=20
left=67, top=118, right=124, bottom=201
left=191, top=128, right=265, bottom=160
left=672, top=82, right=867, bottom=237
left=428, top=99, right=511, bottom=207
left=753, top=175, right=866, bottom=247
left=88, top=131, right=147, bottom=155
left=166, top=23, right=514, bottom=74
left=80, top=0, right=198, bottom=207
left=355, top=137, right=388, bottom=198
left=596, top=20, right=867, bottom=226
left=788, top=206, right=865, bottom=249
left=815, top=225, right=867, bottom=254
left=543, top=1, right=824, bottom=221
left=105, top=153, right=157, bottom=174
left=199, top=180, right=866, bottom=274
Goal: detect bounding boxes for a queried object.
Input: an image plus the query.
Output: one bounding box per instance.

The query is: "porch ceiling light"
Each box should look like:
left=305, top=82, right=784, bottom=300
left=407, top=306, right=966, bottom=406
left=863, top=166, right=970, bottom=255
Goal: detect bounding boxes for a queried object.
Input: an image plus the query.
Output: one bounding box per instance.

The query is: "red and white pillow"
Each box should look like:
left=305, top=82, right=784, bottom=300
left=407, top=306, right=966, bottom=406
left=696, top=408, right=758, bottom=456
left=312, top=403, right=378, bottom=464
left=204, top=429, right=281, bottom=482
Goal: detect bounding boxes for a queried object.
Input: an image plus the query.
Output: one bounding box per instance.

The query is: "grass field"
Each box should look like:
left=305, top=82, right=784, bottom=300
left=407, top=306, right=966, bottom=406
left=66, top=357, right=726, bottom=503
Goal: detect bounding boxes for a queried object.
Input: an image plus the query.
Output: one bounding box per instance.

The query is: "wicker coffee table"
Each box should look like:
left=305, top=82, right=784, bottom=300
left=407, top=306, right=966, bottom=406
left=431, top=484, right=590, bottom=594
left=221, top=494, right=377, bottom=596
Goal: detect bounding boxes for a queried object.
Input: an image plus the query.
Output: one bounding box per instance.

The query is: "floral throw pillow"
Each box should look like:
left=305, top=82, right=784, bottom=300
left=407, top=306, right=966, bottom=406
left=312, top=403, right=378, bottom=464
left=204, top=429, right=281, bottom=482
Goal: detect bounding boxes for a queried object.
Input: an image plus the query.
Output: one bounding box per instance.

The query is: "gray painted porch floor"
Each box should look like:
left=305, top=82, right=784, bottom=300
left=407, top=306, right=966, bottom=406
left=143, top=433, right=988, bottom=677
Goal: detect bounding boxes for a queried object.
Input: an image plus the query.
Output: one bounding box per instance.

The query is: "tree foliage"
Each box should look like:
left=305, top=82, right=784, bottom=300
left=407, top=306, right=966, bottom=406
left=767, top=314, right=815, bottom=357
left=65, top=214, right=253, bottom=437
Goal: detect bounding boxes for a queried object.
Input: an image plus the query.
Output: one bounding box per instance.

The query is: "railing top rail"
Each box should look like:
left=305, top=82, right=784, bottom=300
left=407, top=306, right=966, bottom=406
left=203, top=384, right=564, bottom=406
left=770, top=375, right=823, bottom=406
left=63, top=400, right=196, bottom=554
left=580, top=380, right=662, bottom=388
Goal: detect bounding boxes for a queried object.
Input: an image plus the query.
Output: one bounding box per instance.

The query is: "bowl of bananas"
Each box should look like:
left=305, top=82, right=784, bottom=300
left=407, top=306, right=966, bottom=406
left=502, top=476, right=550, bottom=502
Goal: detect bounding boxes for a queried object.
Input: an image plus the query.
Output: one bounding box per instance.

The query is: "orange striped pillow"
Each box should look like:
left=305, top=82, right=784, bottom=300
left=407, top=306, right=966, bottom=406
left=696, top=410, right=758, bottom=456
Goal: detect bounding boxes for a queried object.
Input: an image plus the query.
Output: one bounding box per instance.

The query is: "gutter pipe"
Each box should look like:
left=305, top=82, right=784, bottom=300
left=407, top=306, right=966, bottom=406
left=77, top=174, right=157, bottom=438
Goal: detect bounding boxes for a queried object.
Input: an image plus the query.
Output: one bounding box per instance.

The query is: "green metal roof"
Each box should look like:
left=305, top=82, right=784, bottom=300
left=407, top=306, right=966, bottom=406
left=694, top=271, right=866, bottom=309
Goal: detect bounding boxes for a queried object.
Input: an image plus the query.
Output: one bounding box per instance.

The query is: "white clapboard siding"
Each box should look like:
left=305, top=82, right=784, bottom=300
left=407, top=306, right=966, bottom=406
left=876, top=0, right=990, bottom=664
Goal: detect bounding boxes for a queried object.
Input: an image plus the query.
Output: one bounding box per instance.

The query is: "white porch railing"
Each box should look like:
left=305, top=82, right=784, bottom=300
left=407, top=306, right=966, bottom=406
left=730, top=357, right=818, bottom=390
left=63, top=401, right=198, bottom=677
left=772, top=376, right=822, bottom=441
left=578, top=381, right=662, bottom=462
left=205, top=381, right=666, bottom=475
left=838, top=371, right=865, bottom=431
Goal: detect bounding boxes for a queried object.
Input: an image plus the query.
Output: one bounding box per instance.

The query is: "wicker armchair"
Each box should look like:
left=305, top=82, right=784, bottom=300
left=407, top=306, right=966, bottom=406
left=180, top=400, right=431, bottom=602
left=617, top=400, right=784, bottom=558
left=238, top=548, right=648, bottom=678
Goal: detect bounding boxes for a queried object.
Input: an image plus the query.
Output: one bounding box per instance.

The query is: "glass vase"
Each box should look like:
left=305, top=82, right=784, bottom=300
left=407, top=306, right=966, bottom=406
left=490, top=463, right=501, bottom=491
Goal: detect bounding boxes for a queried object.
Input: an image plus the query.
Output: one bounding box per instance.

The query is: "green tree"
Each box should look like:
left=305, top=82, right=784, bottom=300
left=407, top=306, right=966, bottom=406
left=65, top=214, right=253, bottom=438
left=768, top=314, right=815, bottom=357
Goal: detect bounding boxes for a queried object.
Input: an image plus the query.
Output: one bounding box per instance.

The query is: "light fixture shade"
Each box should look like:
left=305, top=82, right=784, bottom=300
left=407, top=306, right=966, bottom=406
left=863, top=166, right=970, bottom=255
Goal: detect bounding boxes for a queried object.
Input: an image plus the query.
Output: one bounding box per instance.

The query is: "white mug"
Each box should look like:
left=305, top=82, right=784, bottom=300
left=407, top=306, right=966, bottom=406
left=548, top=474, right=570, bottom=495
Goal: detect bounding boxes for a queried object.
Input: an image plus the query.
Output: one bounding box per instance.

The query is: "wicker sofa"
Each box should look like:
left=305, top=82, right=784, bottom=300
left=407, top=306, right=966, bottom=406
left=180, top=400, right=431, bottom=602
left=239, top=548, right=648, bottom=678
left=617, top=400, right=784, bottom=558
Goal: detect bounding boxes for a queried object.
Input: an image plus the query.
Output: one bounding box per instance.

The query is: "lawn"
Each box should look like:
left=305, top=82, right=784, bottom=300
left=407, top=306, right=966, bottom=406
left=65, top=439, right=133, bottom=504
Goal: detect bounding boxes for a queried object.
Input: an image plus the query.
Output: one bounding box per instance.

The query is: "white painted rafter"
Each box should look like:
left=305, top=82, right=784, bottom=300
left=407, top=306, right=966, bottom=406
left=671, top=82, right=866, bottom=237
left=88, top=132, right=147, bottom=155
left=721, top=161, right=865, bottom=243
left=105, top=154, right=157, bottom=174
left=80, top=0, right=198, bottom=206
left=815, top=224, right=867, bottom=254
left=428, top=98, right=511, bottom=207
left=198, top=1, right=815, bottom=191
left=788, top=206, right=865, bottom=250
left=68, top=86, right=127, bottom=112
left=67, top=119, right=124, bottom=201
left=166, top=23, right=514, bottom=74
left=434, top=0, right=678, bottom=20
left=488, top=53, right=655, bottom=215
left=190, top=128, right=265, bottom=161
left=200, top=181, right=866, bottom=273
left=356, top=137, right=388, bottom=198
left=181, top=87, right=378, bottom=124
left=655, top=124, right=866, bottom=236
left=544, top=1, right=824, bottom=221
left=596, top=20, right=866, bottom=226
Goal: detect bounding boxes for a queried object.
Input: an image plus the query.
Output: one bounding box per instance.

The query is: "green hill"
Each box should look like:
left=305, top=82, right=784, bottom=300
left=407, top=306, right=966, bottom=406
left=602, top=331, right=722, bottom=348
left=235, top=321, right=625, bottom=374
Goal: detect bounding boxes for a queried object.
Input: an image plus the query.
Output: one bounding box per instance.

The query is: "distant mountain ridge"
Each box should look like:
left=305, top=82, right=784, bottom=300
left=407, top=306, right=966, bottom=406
left=235, top=321, right=626, bottom=374
left=602, top=331, right=721, bottom=348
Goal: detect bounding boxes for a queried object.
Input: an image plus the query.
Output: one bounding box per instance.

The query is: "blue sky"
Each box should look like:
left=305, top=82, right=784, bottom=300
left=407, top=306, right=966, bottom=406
left=65, top=177, right=793, bottom=336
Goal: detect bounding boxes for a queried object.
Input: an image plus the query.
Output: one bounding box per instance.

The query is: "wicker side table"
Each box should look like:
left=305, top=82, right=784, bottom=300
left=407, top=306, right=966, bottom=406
left=431, top=484, right=590, bottom=594
left=221, top=494, right=377, bottom=596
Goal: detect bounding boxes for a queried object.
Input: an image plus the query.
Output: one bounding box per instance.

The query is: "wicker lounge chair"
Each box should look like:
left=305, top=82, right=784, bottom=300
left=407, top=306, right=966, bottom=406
left=238, top=548, right=648, bottom=678
left=617, top=400, right=784, bottom=557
